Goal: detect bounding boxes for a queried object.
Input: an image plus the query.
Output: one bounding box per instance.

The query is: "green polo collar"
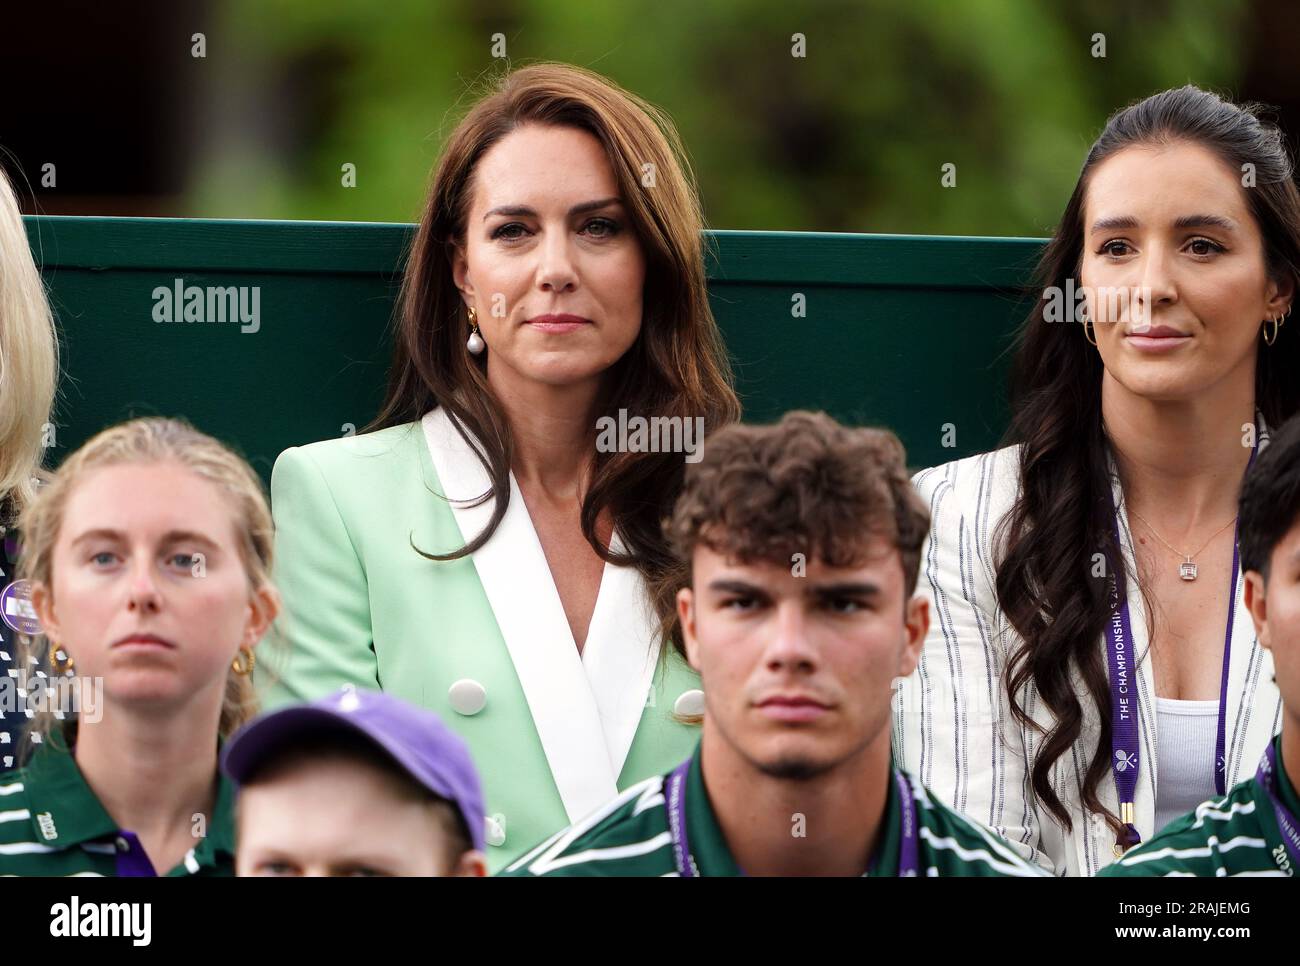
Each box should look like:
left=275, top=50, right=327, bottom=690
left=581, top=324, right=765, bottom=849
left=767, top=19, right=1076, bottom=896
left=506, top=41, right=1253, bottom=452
left=686, top=746, right=901, bottom=877
left=1258, top=733, right=1300, bottom=832
left=684, top=750, right=741, bottom=877
left=1268, top=734, right=1300, bottom=827
left=23, top=735, right=236, bottom=872
left=1250, top=733, right=1300, bottom=870
left=868, top=766, right=902, bottom=876
left=196, top=767, right=237, bottom=865
left=23, top=739, right=118, bottom=848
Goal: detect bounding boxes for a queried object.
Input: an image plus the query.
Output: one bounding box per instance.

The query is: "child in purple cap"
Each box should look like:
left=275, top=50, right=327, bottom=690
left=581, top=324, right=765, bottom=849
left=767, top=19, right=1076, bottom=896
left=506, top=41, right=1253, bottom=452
left=223, top=686, right=488, bottom=877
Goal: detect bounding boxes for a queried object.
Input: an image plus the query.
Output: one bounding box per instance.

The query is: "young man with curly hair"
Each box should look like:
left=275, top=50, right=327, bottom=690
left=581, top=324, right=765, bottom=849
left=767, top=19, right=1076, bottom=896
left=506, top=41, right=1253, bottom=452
left=501, top=411, right=1048, bottom=877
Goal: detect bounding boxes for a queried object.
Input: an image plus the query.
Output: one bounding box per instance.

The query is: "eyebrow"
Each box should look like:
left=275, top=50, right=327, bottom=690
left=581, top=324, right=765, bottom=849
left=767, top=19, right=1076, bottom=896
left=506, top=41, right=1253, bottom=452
left=1175, top=213, right=1239, bottom=231
left=1089, top=213, right=1239, bottom=233
left=483, top=197, right=623, bottom=221
left=707, top=579, right=766, bottom=597
left=327, top=859, right=398, bottom=875
left=706, top=578, right=882, bottom=598
left=70, top=528, right=221, bottom=550
left=808, top=582, right=882, bottom=598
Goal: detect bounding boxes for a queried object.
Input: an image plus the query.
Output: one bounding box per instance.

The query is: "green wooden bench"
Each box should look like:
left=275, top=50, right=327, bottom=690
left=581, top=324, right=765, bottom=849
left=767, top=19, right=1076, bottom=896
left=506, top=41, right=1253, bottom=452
left=23, top=216, right=1045, bottom=481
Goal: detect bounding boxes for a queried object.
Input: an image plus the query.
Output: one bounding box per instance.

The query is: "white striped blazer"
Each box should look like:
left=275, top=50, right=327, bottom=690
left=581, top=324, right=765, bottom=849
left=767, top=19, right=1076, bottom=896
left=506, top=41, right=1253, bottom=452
left=892, top=433, right=1283, bottom=877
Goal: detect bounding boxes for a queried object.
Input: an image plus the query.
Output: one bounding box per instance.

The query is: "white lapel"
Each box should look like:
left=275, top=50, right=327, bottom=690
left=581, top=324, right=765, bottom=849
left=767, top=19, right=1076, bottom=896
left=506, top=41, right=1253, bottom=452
left=420, top=405, right=658, bottom=822
left=580, top=529, right=661, bottom=780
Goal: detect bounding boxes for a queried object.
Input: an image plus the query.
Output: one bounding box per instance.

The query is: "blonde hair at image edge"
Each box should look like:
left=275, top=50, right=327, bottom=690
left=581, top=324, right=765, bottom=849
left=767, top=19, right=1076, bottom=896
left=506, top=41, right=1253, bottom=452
left=15, top=418, right=283, bottom=757
left=0, top=164, right=58, bottom=514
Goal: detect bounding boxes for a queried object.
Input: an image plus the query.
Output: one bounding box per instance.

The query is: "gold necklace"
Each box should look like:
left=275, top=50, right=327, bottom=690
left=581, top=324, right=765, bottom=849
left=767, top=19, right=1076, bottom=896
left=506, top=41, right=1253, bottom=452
left=1125, top=507, right=1237, bottom=581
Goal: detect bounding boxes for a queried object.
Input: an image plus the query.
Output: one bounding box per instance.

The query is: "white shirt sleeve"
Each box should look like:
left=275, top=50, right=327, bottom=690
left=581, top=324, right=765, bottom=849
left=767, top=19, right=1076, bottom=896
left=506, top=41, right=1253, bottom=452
left=894, top=455, right=1058, bottom=874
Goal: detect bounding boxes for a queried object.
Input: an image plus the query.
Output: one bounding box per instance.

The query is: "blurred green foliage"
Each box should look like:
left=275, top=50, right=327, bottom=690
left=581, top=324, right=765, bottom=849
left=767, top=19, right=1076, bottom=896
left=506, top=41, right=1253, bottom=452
left=192, top=0, right=1246, bottom=234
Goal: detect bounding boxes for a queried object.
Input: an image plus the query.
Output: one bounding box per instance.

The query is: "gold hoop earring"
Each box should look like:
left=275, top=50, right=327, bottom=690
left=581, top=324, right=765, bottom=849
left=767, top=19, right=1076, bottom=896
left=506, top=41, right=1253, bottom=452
left=49, top=643, right=74, bottom=674
left=231, top=647, right=255, bottom=676
left=1264, top=314, right=1282, bottom=346
left=1082, top=317, right=1097, bottom=347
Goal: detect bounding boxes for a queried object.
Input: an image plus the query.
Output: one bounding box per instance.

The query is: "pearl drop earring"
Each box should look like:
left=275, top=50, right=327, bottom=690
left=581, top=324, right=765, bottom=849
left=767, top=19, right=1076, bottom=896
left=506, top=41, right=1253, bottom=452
left=466, top=306, right=485, bottom=355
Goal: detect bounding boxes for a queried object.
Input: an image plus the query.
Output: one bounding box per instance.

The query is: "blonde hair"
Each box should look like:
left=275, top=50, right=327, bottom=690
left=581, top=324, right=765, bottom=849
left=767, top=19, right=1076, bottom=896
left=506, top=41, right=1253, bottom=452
left=17, top=417, right=281, bottom=752
left=0, top=165, right=58, bottom=518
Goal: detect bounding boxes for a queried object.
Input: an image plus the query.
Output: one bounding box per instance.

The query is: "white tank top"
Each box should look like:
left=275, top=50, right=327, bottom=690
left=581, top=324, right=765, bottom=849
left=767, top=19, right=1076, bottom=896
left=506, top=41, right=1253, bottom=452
left=1154, top=697, right=1220, bottom=834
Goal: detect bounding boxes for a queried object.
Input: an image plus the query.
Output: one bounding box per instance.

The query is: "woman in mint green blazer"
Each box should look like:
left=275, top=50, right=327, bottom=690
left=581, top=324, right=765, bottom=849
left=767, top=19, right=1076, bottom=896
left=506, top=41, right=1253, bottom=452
left=260, top=63, right=739, bottom=872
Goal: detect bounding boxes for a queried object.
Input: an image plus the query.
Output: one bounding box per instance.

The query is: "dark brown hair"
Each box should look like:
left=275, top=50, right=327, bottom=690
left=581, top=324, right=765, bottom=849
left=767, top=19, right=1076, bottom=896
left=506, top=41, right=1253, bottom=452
left=1240, top=412, right=1300, bottom=581
left=665, top=410, right=930, bottom=611
left=367, top=62, right=739, bottom=643
left=997, top=85, right=1300, bottom=837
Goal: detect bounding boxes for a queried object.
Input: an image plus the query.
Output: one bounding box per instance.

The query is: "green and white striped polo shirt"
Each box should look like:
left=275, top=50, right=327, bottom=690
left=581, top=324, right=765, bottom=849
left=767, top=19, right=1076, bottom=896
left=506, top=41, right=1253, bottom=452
left=1100, top=736, right=1297, bottom=878
left=0, top=741, right=235, bottom=876
left=499, top=747, right=1050, bottom=877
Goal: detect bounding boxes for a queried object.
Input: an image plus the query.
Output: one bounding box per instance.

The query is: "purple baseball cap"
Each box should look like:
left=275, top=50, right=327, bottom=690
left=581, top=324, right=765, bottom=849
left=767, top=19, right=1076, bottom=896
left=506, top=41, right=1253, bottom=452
left=222, top=686, right=486, bottom=853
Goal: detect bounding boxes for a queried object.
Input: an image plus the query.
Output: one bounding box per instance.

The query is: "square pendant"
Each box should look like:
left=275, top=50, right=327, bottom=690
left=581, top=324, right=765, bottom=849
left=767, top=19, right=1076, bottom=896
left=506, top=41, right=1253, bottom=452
left=1179, top=561, right=1198, bottom=581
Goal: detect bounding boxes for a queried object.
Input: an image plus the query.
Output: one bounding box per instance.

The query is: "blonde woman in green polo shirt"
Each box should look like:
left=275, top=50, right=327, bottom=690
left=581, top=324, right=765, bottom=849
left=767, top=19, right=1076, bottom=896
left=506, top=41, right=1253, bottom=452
left=0, top=418, right=280, bottom=876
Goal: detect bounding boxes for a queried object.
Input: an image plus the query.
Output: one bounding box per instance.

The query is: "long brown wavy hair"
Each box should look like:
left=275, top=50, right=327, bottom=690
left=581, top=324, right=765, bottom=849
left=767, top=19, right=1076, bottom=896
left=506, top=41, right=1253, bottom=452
left=367, top=63, right=740, bottom=650
left=996, top=85, right=1300, bottom=836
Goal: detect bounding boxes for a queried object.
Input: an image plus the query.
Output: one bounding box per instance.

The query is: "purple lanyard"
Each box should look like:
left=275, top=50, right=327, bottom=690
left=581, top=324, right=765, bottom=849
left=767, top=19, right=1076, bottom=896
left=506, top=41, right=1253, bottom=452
left=666, top=757, right=919, bottom=877
left=1103, top=550, right=1144, bottom=853
left=1255, top=742, right=1300, bottom=873
left=1211, top=427, right=1258, bottom=796
left=1214, top=527, right=1245, bottom=797
left=1106, top=424, right=1259, bottom=854
left=893, top=769, right=920, bottom=877
left=666, top=759, right=699, bottom=877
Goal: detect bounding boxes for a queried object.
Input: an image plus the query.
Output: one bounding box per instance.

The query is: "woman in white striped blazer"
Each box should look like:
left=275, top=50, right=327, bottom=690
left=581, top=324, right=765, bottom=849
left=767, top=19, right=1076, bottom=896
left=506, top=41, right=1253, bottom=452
left=894, top=85, right=1300, bottom=876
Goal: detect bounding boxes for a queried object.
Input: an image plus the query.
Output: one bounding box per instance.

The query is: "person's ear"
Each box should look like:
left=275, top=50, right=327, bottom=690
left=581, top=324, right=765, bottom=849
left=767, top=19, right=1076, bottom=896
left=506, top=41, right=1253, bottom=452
left=451, top=849, right=488, bottom=878
left=451, top=244, right=476, bottom=305
left=30, top=581, right=64, bottom=658
left=898, top=595, right=929, bottom=679
left=677, top=587, right=701, bottom=672
left=1244, top=570, right=1270, bottom=652
left=243, top=584, right=281, bottom=654
left=1265, top=271, right=1295, bottom=321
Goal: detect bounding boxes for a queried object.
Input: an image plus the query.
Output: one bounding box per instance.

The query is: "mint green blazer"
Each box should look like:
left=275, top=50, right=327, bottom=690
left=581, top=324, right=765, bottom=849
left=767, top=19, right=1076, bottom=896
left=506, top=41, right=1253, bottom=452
left=257, top=406, right=702, bottom=872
